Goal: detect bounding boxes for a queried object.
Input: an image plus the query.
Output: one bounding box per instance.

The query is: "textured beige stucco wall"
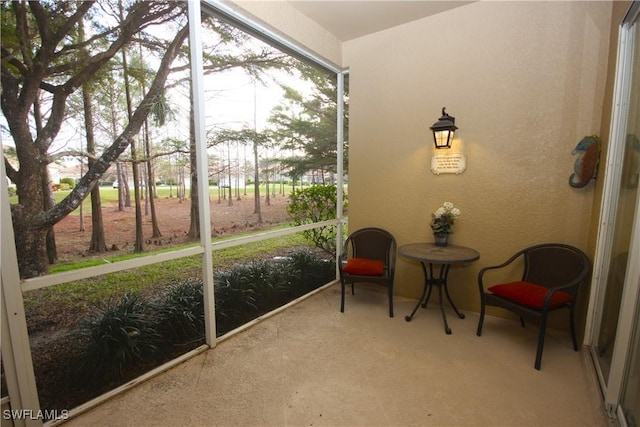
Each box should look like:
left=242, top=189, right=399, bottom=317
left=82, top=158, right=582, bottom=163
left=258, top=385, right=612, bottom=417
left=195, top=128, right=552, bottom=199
left=343, top=1, right=614, bottom=320
left=223, top=0, right=342, bottom=67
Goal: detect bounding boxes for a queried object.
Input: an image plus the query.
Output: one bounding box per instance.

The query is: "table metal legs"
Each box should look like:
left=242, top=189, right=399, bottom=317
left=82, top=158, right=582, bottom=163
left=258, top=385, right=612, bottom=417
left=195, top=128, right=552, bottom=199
left=404, top=262, right=465, bottom=334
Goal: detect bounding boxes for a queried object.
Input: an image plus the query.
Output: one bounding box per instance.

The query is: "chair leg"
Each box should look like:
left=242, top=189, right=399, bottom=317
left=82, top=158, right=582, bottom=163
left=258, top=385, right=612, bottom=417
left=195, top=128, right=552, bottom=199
left=340, top=279, right=346, bottom=313
left=570, top=305, right=578, bottom=351
left=535, top=312, right=549, bottom=370
left=519, top=316, right=525, bottom=327
left=388, top=285, right=394, bottom=318
left=476, top=295, right=486, bottom=336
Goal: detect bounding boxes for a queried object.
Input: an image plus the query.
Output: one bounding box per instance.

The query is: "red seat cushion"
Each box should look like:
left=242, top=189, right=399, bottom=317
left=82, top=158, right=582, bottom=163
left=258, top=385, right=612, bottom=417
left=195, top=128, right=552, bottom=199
left=343, top=258, right=385, bottom=276
left=487, top=281, right=574, bottom=310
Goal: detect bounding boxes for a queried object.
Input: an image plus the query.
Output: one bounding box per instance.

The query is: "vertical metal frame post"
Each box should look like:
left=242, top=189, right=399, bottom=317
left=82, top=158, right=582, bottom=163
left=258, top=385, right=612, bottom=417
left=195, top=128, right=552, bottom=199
left=1, top=148, right=42, bottom=426
left=188, top=1, right=216, bottom=346
left=336, top=70, right=346, bottom=274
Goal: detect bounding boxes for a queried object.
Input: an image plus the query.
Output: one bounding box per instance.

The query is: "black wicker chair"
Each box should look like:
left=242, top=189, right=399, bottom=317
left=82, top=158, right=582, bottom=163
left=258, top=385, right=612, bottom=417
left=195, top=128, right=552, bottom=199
left=476, top=243, right=590, bottom=370
left=339, top=227, right=397, bottom=317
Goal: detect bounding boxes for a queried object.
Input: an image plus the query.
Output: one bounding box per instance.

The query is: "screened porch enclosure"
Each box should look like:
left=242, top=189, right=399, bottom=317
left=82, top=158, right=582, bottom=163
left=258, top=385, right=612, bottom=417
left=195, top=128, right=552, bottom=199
left=1, top=1, right=347, bottom=422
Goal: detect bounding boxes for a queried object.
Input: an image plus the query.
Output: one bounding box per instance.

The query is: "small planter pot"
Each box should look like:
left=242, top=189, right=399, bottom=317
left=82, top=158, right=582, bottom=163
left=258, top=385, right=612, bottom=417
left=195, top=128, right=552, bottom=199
left=434, top=232, right=449, bottom=247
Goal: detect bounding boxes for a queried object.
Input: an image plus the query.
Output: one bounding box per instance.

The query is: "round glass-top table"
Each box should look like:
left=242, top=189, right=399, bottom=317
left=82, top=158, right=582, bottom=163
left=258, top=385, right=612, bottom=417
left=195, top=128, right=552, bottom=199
left=399, top=243, right=480, bottom=334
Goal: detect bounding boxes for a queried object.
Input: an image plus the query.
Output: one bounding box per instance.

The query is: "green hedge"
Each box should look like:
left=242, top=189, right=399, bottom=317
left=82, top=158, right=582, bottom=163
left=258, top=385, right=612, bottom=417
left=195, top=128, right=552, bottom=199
left=73, top=248, right=334, bottom=384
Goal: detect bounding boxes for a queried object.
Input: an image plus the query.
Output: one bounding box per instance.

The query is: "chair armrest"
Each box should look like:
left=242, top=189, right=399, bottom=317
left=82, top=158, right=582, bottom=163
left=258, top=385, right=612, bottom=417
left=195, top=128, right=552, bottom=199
left=477, top=250, right=526, bottom=292
left=338, top=240, right=351, bottom=272
left=338, top=254, right=348, bottom=272
left=540, top=271, right=589, bottom=307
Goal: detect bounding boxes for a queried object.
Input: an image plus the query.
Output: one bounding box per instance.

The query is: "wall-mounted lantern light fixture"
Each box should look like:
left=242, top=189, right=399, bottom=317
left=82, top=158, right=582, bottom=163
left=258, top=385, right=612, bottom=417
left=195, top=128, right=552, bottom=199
left=430, top=107, right=458, bottom=149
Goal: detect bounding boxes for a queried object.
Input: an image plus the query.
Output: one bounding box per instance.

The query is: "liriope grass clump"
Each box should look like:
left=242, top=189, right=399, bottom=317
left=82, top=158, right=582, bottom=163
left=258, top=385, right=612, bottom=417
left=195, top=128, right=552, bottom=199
left=75, top=293, right=162, bottom=382
left=153, top=278, right=206, bottom=346
left=73, top=248, right=334, bottom=383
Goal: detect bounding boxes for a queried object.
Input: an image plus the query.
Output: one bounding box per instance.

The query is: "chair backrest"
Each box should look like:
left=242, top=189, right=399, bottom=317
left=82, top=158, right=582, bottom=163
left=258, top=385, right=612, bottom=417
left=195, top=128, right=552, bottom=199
left=345, top=227, right=397, bottom=269
left=522, top=243, right=590, bottom=295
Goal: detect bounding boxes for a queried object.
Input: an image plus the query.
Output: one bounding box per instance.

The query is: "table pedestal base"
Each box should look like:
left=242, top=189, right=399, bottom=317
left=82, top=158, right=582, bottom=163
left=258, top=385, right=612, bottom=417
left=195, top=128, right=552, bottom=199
left=404, top=262, right=465, bottom=334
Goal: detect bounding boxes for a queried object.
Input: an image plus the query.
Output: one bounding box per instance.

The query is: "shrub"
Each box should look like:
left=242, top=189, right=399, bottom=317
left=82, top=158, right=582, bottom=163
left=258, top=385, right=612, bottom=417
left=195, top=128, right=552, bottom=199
left=60, top=177, right=76, bottom=189
left=75, top=293, right=162, bottom=381
left=284, top=249, right=335, bottom=296
left=212, top=249, right=334, bottom=333
left=287, top=185, right=348, bottom=256
left=214, top=268, right=258, bottom=323
left=248, top=260, right=287, bottom=298
left=71, top=251, right=334, bottom=382
left=153, top=278, right=205, bottom=345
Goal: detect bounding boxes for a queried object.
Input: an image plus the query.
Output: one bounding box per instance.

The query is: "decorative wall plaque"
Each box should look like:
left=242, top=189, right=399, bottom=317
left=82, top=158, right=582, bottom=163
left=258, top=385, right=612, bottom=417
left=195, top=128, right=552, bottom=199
left=431, top=152, right=467, bottom=175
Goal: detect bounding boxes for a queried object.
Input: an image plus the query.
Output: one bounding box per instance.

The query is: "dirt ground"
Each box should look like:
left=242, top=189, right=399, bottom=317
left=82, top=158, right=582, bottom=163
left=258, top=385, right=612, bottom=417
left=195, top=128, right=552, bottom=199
left=53, top=192, right=292, bottom=260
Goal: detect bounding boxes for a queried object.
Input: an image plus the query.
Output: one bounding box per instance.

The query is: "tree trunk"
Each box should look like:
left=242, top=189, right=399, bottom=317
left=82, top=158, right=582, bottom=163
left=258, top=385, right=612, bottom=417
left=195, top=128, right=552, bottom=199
left=142, top=98, right=161, bottom=237
left=88, top=184, right=107, bottom=252
left=120, top=24, right=144, bottom=253
left=83, top=77, right=108, bottom=253
left=88, top=182, right=107, bottom=254
left=12, top=210, right=48, bottom=278
left=115, top=162, right=123, bottom=210
left=32, top=82, right=59, bottom=264
left=187, top=97, right=199, bottom=238
left=11, top=149, right=49, bottom=277
left=253, top=140, right=262, bottom=223
left=131, top=151, right=144, bottom=253
left=146, top=154, right=161, bottom=237
left=235, top=142, right=241, bottom=201
left=123, top=165, right=132, bottom=207
left=265, top=162, right=271, bottom=207
left=227, top=144, right=233, bottom=207
left=42, top=169, right=57, bottom=264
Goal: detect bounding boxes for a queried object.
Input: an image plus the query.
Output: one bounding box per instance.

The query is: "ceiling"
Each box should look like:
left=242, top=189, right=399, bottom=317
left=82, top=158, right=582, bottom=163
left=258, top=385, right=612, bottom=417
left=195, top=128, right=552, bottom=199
left=287, top=1, right=474, bottom=42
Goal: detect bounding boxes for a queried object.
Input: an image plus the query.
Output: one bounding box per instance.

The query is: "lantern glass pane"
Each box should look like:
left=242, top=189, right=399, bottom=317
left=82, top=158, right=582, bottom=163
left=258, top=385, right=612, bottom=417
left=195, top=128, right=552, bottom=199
left=434, top=130, right=452, bottom=148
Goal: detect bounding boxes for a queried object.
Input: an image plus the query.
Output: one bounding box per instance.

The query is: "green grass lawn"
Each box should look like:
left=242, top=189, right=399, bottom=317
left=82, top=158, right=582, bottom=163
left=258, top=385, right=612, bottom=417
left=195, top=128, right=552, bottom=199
left=7, top=183, right=301, bottom=215
left=10, top=182, right=345, bottom=209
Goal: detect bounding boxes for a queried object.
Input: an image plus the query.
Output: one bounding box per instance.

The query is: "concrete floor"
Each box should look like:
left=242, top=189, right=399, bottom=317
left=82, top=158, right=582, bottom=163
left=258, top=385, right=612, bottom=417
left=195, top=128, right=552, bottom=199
left=65, top=284, right=609, bottom=426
